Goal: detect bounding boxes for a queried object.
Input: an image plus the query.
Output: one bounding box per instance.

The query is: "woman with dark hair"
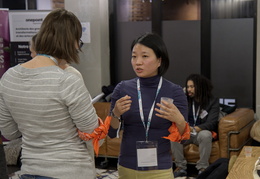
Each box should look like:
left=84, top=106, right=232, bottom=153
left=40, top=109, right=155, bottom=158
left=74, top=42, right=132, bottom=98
left=0, top=9, right=98, bottom=179
left=108, top=33, right=189, bottom=178
left=172, top=74, right=220, bottom=178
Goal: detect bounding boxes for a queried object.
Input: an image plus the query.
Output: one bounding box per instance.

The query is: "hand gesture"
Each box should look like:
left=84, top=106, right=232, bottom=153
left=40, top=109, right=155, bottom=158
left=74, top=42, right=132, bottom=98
left=155, top=100, right=184, bottom=123
left=112, top=95, right=132, bottom=117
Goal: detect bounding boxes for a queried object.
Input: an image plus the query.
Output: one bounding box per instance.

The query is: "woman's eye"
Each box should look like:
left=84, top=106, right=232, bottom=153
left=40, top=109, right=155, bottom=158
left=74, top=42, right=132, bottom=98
left=143, top=55, right=148, bottom=58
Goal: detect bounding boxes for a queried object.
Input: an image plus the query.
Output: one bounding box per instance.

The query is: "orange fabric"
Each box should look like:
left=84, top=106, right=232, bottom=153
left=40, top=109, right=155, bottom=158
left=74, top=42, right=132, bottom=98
left=78, top=116, right=112, bottom=156
left=162, top=122, right=190, bottom=142
left=211, top=131, right=217, bottom=140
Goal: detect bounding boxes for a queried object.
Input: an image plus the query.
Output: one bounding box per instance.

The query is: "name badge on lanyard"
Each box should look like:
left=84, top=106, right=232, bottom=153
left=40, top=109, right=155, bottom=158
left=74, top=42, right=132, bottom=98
left=192, top=101, right=200, bottom=126
left=136, top=77, right=162, bottom=170
left=136, top=141, right=158, bottom=170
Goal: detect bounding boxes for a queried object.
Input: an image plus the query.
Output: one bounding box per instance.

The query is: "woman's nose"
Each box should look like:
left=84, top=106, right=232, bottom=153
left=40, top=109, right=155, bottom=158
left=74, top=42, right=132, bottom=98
left=135, top=57, right=143, bottom=65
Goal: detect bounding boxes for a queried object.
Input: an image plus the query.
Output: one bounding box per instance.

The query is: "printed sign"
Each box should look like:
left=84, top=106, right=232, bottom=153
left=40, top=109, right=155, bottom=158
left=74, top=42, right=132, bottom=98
left=9, top=11, right=50, bottom=42
left=81, top=22, right=91, bottom=43
left=8, top=11, right=89, bottom=66
left=8, top=11, right=50, bottom=66
left=0, top=9, right=10, bottom=78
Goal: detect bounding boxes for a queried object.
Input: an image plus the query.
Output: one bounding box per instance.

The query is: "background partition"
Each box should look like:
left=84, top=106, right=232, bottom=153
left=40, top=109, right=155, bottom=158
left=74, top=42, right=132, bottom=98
left=162, top=20, right=201, bottom=87
left=211, top=18, right=254, bottom=108
left=114, top=21, right=151, bottom=83
left=110, top=0, right=255, bottom=109
left=114, top=20, right=201, bottom=88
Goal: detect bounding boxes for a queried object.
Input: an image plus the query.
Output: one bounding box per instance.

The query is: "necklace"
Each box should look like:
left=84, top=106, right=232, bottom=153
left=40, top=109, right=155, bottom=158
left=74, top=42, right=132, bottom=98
left=37, top=54, right=58, bottom=65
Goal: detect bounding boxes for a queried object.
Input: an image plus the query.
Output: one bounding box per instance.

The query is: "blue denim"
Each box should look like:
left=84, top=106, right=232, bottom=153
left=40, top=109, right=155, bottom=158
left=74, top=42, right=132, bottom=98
left=19, top=174, right=54, bottom=179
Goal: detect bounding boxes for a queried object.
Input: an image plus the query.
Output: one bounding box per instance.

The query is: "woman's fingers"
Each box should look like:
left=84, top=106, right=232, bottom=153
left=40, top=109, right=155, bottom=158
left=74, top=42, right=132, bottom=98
left=114, top=95, right=132, bottom=115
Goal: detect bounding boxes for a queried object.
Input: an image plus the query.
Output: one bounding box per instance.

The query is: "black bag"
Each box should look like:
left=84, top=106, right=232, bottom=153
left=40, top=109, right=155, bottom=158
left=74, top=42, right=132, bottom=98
left=197, top=158, right=229, bottom=179
left=220, top=104, right=237, bottom=114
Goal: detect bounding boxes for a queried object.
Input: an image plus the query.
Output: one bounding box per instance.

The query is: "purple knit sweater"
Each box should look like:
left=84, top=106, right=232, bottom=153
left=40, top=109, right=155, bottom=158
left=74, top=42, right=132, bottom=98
left=109, top=75, right=188, bottom=170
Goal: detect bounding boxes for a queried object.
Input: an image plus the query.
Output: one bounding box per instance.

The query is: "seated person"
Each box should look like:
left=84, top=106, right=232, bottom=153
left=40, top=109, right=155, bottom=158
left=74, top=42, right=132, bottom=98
left=29, top=34, right=37, bottom=58
left=171, top=74, right=219, bottom=177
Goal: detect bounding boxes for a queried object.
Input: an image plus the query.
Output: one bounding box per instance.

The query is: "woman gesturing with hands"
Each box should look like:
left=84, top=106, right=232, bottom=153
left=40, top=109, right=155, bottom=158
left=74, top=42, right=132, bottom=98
left=110, top=95, right=132, bottom=129
left=108, top=33, right=189, bottom=179
left=155, top=100, right=187, bottom=135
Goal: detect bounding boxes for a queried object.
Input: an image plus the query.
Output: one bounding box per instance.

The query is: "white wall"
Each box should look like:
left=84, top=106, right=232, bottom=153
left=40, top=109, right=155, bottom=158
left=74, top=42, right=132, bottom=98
left=37, top=0, right=52, bottom=10
left=256, top=1, right=260, bottom=119
left=65, top=0, right=110, bottom=98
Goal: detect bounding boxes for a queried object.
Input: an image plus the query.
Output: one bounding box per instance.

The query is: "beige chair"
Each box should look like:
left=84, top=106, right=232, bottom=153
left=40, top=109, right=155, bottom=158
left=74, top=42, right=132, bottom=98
left=179, top=108, right=255, bottom=164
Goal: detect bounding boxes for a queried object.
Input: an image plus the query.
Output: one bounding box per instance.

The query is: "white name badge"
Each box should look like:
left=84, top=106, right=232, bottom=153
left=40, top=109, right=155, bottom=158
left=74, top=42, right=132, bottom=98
left=136, top=141, right=158, bottom=170
left=200, top=109, right=208, bottom=119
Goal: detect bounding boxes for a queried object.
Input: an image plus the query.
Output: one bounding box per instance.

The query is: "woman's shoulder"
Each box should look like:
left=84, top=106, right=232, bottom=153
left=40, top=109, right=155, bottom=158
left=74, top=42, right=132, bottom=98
left=163, top=78, right=183, bottom=91
left=0, top=66, right=18, bottom=84
left=64, top=66, right=83, bottom=80
left=4, top=64, right=21, bottom=73
left=64, top=65, right=79, bottom=74
left=115, top=78, right=137, bottom=88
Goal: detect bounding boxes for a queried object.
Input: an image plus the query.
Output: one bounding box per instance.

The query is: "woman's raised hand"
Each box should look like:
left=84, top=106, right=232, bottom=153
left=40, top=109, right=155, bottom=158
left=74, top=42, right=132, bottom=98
left=155, top=100, right=185, bottom=123
left=112, top=95, right=132, bottom=117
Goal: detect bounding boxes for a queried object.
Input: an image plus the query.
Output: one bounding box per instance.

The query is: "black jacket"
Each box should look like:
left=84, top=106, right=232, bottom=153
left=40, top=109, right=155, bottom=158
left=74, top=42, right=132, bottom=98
left=188, top=97, right=220, bottom=133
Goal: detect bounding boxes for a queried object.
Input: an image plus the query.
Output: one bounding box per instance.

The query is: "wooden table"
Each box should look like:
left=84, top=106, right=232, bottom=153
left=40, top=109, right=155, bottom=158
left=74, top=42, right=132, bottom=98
left=227, top=146, right=260, bottom=179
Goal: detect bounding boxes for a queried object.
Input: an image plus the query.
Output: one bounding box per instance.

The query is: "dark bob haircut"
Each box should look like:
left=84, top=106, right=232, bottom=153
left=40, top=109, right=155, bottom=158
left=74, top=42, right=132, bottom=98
left=131, top=33, right=170, bottom=76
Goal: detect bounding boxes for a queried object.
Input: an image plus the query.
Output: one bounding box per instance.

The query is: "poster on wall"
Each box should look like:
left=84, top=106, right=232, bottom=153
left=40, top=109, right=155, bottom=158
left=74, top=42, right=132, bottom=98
left=0, top=8, right=10, bottom=78
left=8, top=11, right=50, bottom=66
left=81, top=22, right=91, bottom=43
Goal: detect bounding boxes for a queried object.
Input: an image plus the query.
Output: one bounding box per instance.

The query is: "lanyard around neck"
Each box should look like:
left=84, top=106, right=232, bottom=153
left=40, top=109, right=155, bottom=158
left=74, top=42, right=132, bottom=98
left=37, top=54, right=58, bottom=65
left=192, top=100, right=200, bottom=126
left=137, top=76, right=162, bottom=141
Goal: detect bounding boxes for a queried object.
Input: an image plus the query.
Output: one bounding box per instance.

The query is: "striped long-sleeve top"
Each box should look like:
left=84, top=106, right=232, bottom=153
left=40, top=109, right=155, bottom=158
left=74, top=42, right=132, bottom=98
left=0, top=64, right=98, bottom=179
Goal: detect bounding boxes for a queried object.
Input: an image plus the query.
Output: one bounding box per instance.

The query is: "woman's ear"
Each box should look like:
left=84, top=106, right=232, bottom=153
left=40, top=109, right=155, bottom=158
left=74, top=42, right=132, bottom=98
left=157, top=58, right=162, bottom=67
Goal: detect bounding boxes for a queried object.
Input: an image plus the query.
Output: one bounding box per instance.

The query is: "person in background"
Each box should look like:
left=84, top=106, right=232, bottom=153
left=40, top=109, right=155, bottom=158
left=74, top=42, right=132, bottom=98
left=29, top=34, right=37, bottom=58
left=108, top=33, right=189, bottom=179
left=0, top=9, right=98, bottom=179
left=172, top=74, right=219, bottom=178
